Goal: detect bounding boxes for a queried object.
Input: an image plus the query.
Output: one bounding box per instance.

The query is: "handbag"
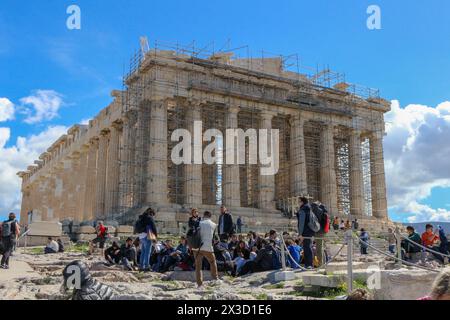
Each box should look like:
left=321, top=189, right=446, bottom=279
left=147, top=231, right=157, bottom=241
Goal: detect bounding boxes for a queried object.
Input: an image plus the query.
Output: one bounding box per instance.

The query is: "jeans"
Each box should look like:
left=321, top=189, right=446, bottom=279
left=303, top=238, right=313, bottom=268
left=388, top=244, right=396, bottom=254
left=140, top=237, right=152, bottom=270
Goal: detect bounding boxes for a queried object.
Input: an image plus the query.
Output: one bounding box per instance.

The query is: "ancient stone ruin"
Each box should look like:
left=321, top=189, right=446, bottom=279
left=17, top=42, right=392, bottom=233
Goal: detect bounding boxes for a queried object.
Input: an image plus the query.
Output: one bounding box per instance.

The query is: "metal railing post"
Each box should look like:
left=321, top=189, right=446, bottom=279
left=395, top=227, right=402, bottom=268
left=281, top=234, right=286, bottom=271
left=346, top=229, right=353, bottom=294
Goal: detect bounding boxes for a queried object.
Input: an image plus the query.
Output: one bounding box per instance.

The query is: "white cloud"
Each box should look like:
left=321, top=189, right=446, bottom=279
left=20, top=90, right=64, bottom=124
left=385, top=100, right=450, bottom=222
left=0, top=98, right=15, bottom=122
left=80, top=118, right=91, bottom=125
left=0, top=125, right=68, bottom=218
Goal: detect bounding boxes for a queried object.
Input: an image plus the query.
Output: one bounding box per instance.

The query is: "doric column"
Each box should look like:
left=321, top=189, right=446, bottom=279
left=53, top=164, right=64, bottom=220
left=223, top=105, right=241, bottom=207
left=94, top=130, right=109, bottom=220
left=83, top=138, right=98, bottom=221
left=119, top=111, right=137, bottom=210
left=64, top=156, right=77, bottom=220
left=147, top=100, right=168, bottom=204
left=258, top=111, right=276, bottom=210
left=319, top=124, right=339, bottom=216
left=75, top=148, right=88, bottom=222
left=104, top=122, right=122, bottom=219
left=184, top=101, right=203, bottom=207
left=134, top=105, right=148, bottom=206
left=289, top=114, right=308, bottom=196
left=349, top=130, right=365, bottom=217
left=370, top=131, right=388, bottom=219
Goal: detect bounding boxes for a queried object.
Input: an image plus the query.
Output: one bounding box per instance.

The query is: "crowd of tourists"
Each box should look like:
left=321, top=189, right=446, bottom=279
left=96, top=198, right=335, bottom=287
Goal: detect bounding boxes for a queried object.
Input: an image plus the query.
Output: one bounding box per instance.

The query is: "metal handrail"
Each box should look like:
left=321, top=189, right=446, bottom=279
left=356, top=237, right=440, bottom=273
left=398, top=233, right=450, bottom=259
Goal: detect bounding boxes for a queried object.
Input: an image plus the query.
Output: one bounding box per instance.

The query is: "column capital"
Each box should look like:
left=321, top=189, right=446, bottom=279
left=289, top=113, right=305, bottom=126
left=100, top=128, right=110, bottom=137
left=112, top=120, right=123, bottom=131
left=260, top=110, right=277, bottom=120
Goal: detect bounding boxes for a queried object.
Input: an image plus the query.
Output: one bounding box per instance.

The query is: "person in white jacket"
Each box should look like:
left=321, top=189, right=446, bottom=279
left=195, top=211, right=220, bottom=288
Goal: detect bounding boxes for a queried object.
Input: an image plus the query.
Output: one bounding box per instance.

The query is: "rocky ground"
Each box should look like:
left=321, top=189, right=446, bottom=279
left=0, top=247, right=317, bottom=300
left=0, top=245, right=443, bottom=300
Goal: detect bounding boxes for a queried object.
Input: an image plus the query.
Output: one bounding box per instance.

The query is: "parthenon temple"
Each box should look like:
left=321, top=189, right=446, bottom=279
left=17, top=41, right=392, bottom=232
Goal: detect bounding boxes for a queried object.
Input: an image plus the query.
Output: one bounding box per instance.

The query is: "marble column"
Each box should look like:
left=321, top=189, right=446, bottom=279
left=370, top=132, right=388, bottom=220
left=289, top=114, right=308, bottom=196
left=349, top=130, right=365, bottom=217
left=83, top=138, right=98, bottom=221
left=258, top=111, right=276, bottom=210
left=94, top=131, right=109, bottom=221
left=147, top=100, right=168, bottom=204
left=184, top=101, right=203, bottom=207
left=119, top=111, right=137, bottom=209
left=319, top=124, right=339, bottom=216
left=134, top=106, right=147, bottom=206
left=223, top=105, right=241, bottom=207
left=75, top=148, right=88, bottom=222
left=104, top=122, right=122, bottom=219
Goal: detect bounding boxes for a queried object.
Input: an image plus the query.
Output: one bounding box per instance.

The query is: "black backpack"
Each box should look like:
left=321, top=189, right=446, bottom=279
left=186, top=226, right=203, bottom=249
left=311, top=203, right=329, bottom=232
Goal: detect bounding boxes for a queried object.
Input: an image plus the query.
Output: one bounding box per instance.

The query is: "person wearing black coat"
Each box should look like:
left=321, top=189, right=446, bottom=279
left=296, top=197, right=315, bottom=268
left=62, top=260, right=116, bottom=300
left=188, top=208, right=201, bottom=229
left=218, top=205, right=234, bottom=239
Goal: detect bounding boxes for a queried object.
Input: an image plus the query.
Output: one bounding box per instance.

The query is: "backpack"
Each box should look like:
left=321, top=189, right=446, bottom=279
left=2, top=220, right=15, bottom=237
left=307, top=209, right=321, bottom=233
left=186, top=227, right=203, bottom=249
left=272, top=248, right=282, bottom=270
left=310, top=203, right=329, bottom=233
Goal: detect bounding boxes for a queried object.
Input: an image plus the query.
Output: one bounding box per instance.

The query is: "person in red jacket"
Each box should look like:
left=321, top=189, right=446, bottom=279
left=421, top=224, right=440, bottom=248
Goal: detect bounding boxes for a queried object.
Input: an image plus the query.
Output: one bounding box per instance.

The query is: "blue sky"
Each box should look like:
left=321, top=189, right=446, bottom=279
left=0, top=0, right=449, bottom=222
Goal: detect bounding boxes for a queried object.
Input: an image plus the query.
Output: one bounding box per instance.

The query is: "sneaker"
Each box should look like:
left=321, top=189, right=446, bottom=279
left=211, top=279, right=223, bottom=286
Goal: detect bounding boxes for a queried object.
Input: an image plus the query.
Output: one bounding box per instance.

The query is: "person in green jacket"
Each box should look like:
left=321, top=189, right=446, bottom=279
left=401, top=226, right=422, bottom=260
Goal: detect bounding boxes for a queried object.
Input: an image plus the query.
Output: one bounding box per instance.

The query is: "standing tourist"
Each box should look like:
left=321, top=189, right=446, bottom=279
left=359, top=228, right=369, bottom=255
left=89, top=221, right=107, bottom=256
left=297, top=197, right=315, bottom=269
left=188, top=208, right=201, bottom=229
left=135, top=208, right=157, bottom=271
left=195, top=211, right=220, bottom=288
left=218, top=205, right=234, bottom=239
left=236, top=216, right=243, bottom=234
left=1, top=213, right=20, bottom=269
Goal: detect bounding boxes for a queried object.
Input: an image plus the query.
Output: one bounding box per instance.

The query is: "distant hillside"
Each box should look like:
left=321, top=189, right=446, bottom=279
left=403, top=222, right=450, bottom=234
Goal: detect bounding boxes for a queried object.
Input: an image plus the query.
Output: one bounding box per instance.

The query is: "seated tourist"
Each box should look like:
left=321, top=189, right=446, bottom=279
left=249, top=246, right=258, bottom=261
left=247, top=232, right=257, bottom=249
left=44, top=237, right=59, bottom=254
left=238, top=239, right=276, bottom=276
left=233, top=240, right=250, bottom=260
left=269, top=230, right=281, bottom=247
left=120, top=237, right=137, bottom=271
left=401, top=226, right=422, bottom=260
left=104, top=241, right=121, bottom=265
left=57, top=238, right=65, bottom=253
left=213, top=239, right=233, bottom=273
left=422, top=224, right=444, bottom=263
left=228, top=234, right=239, bottom=252
left=286, top=238, right=302, bottom=269
left=158, top=239, right=177, bottom=272
left=133, top=237, right=141, bottom=264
